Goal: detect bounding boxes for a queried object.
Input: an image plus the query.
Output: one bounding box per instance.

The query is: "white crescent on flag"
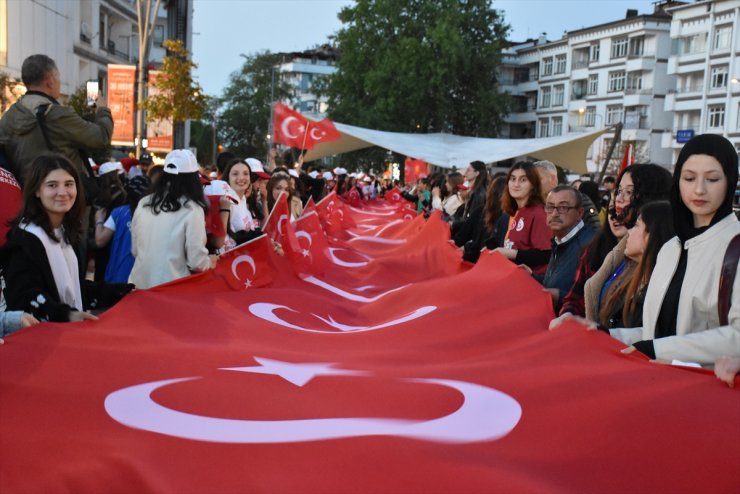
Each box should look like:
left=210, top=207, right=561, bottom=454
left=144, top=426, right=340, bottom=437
left=104, top=358, right=522, bottom=444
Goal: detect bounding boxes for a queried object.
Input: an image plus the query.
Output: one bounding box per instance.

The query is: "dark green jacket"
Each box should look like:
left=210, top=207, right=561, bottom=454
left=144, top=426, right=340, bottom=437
left=0, top=91, right=112, bottom=182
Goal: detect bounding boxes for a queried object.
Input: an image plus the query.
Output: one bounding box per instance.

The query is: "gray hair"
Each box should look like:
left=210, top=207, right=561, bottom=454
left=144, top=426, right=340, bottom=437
left=533, top=160, right=558, bottom=177
left=21, top=54, right=57, bottom=87
left=548, top=184, right=583, bottom=208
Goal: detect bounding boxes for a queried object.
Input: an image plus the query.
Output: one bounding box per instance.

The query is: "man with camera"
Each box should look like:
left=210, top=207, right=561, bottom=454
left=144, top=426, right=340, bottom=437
left=0, top=54, right=113, bottom=184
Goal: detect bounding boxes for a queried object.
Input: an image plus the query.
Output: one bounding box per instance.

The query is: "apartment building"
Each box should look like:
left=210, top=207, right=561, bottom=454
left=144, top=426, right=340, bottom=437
left=664, top=0, right=740, bottom=162
left=276, top=44, right=338, bottom=118
left=0, top=0, right=193, bottom=148
left=500, top=3, right=679, bottom=172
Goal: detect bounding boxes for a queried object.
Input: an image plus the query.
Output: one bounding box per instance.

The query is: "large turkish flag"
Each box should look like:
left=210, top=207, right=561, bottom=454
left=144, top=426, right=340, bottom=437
left=0, top=196, right=738, bottom=493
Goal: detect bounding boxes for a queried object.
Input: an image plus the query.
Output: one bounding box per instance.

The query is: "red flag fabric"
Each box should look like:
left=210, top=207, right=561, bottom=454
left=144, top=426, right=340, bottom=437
left=619, top=143, right=634, bottom=174
left=404, top=158, right=429, bottom=183
left=301, top=196, right=317, bottom=218
left=292, top=211, right=331, bottom=275
left=263, top=192, right=300, bottom=254
left=213, top=235, right=275, bottom=290
left=1, top=193, right=738, bottom=493
left=272, top=103, right=340, bottom=150
left=385, top=186, right=403, bottom=203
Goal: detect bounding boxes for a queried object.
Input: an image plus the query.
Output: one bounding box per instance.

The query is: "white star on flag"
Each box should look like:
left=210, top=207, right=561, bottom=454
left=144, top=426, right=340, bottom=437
left=221, top=357, right=367, bottom=387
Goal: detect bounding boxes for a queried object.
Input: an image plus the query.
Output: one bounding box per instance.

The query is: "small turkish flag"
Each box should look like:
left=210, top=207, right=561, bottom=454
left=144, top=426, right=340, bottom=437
left=301, top=196, right=317, bottom=218
left=292, top=211, right=331, bottom=275
left=263, top=192, right=301, bottom=255
left=272, top=103, right=340, bottom=150
left=213, top=235, right=274, bottom=290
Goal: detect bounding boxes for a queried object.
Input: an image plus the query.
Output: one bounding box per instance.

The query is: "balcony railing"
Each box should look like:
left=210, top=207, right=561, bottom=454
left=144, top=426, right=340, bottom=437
left=572, top=60, right=589, bottom=69
left=668, top=84, right=704, bottom=93
left=624, top=88, right=652, bottom=95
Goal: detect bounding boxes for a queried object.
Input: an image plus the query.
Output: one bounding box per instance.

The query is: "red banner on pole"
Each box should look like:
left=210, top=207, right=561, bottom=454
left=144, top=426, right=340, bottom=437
left=107, top=64, right=136, bottom=145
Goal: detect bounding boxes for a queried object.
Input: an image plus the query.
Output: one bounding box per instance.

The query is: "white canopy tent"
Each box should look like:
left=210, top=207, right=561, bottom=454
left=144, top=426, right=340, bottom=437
left=303, top=122, right=610, bottom=174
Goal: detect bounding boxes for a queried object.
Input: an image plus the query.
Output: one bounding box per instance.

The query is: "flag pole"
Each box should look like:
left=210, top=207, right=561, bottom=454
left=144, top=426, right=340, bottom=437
left=300, top=121, right=310, bottom=151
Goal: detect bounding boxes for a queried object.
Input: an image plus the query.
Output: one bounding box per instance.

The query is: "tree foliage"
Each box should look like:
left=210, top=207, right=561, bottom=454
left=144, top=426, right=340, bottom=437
left=325, top=0, right=510, bottom=137
left=218, top=51, right=293, bottom=158
left=140, top=39, right=206, bottom=124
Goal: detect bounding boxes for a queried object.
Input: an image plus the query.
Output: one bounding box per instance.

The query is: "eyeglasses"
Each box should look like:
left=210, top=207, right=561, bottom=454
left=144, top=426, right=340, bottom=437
left=615, top=187, right=635, bottom=200
left=544, top=205, right=578, bottom=214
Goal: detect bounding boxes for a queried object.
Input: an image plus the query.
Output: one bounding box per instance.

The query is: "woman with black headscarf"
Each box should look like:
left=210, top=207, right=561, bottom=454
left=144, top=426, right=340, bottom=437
left=612, top=134, right=740, bottom=365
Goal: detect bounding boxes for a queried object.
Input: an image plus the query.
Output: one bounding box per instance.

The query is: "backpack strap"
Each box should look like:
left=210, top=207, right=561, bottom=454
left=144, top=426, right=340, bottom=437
left=34, top=104, right=95, bottom=178
left=718, top=233, right=740, bottom=326
left=34, top=104, right=55, bottom=151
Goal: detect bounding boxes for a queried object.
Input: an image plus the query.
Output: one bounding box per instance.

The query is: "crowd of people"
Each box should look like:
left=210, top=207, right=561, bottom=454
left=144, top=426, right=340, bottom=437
left=0, top=54, right=738, bottom=387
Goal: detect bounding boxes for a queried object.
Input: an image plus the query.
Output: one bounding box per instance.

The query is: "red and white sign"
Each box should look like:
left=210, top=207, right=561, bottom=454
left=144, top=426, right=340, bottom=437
left=107, top=64, right=136, bottom=145
left=145, top=70, right=173, bottom=152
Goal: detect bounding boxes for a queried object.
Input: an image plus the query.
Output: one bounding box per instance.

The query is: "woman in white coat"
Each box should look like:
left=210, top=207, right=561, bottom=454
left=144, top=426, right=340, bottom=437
left=614, top=134, right=740, bottom=365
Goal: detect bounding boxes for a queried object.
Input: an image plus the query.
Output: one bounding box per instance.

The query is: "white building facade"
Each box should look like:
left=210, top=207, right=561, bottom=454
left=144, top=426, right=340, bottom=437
left=276, top=44, right=338, bottom=119
left=500, top=3, right=678, bottom=173
left=0, top=0, right=171, bottom=103
left=664, top=0, right=740, bottom=162
left=0, top=0, right=194, bottom=148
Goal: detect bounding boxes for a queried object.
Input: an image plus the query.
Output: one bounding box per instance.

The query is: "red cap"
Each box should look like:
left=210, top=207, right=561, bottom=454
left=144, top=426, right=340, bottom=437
left=120, top=157, right=139, bottom=172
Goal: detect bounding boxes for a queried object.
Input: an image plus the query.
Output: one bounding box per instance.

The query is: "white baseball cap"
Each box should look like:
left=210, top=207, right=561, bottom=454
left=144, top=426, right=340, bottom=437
left=288, top=168, right=299, bottom=178
left=245, top=157, right=270, bottom=179
left=308, top=171, right=319, bottom=179
left=99, top=161, right=124, bottom=175
left=322, top=171, right=334, bottom=181
left=163, top=149, right=199, bottom=175
left=203, top=179, right=239, bottom=203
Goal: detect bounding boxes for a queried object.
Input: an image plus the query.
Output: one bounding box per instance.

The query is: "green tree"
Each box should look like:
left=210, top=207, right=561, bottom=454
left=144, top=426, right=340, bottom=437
left=325, top=0, right=510, bottom=137
left=140, top=39, right=206, bottom=124
left=218, top=51, right=292, bottom=158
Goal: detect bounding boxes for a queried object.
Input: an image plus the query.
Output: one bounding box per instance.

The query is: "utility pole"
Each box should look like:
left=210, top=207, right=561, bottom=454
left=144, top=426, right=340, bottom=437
left=135, top=0, right=163, bottom=158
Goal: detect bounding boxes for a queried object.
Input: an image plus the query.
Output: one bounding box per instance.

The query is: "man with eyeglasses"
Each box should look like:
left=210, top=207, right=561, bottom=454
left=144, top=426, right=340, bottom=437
left=540, top=185, right=596, bottom=311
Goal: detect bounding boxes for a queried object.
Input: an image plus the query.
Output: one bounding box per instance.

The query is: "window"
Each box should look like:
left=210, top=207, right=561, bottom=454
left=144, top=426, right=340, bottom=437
left=542, top=57, right=553, bottom=76
left=710, top=65, right=728, bottom=89
left=627, top=72, right=643, bottom=92
left=714, top=26, right=731, bottom=51
left=587, top=74, right=598, bottom=95
left=572, top=80, right=587, bottom=99
left=681, top=33, right=707, bottom=54
left=608, top=71, right=626, bottom=92
left=708, top=105, right=725, bottom=128
left=540, top=86, right=551, bottom=108
left=589, top=43, right=600, bottom=62
left=555, top=54, right=567, bottom=74
left=153, top=25, right=165, bottom=45
left=606, top=105, right=624, bottom=125
left=553, top=85, right=564, bottom=106
left=611, top=38, right=628, bottom=58
left=629, top=36, right=644, bottom=57
left=584, top=106, right=596, bottom=126
left=539, top=118, right=550, bottom=137
left=551, top=117, right=563, bottom=136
